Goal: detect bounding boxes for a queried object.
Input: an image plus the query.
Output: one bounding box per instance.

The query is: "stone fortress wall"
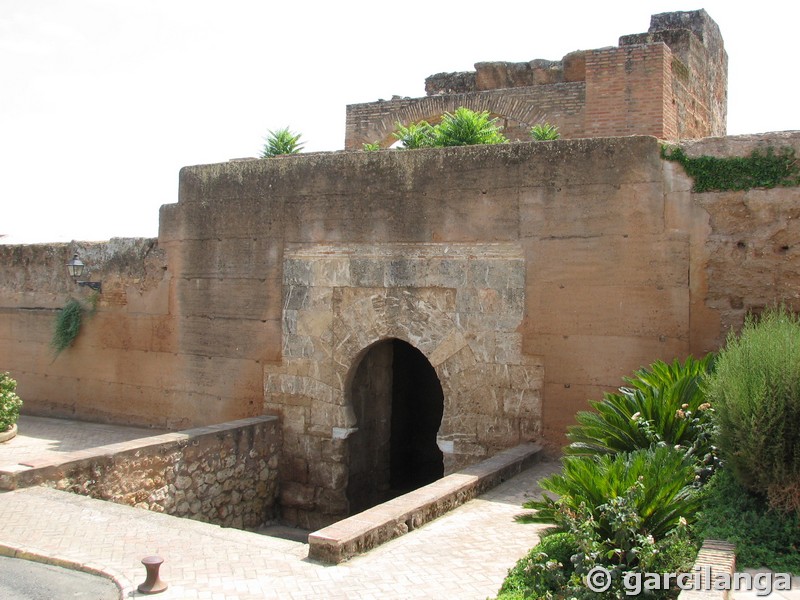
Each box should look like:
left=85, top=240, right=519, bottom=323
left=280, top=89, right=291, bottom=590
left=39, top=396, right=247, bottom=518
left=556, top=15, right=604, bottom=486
left=3, top=131, right=800, bottom=526
left=2, top=11, right=799, bottom=527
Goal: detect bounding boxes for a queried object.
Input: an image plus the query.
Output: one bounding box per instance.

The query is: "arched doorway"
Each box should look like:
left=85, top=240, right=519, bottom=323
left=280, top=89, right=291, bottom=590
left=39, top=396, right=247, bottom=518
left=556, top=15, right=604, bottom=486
left=346, top=338, right=444, bottom=515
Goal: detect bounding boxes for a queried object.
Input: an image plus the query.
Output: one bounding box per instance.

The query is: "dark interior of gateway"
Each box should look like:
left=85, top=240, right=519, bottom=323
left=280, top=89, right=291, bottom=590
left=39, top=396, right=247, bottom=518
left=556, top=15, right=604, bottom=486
left=346, top=339, right=444, bottom=515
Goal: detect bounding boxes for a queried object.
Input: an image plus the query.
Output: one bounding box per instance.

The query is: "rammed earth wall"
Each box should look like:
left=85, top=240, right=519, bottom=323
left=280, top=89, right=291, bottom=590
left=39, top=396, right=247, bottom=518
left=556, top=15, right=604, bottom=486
left=1, top=132, right=799, bottom=525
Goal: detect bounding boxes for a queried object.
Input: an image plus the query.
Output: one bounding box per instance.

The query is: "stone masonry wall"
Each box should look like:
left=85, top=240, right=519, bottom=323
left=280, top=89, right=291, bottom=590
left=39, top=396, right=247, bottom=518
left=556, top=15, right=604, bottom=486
left=675, top=132, right=800, bottom=345
left=0, top=416, right=281, bottom=529
left=174, top=136, right=690, bottom=526
left=266, top=243, right=542, bottom=527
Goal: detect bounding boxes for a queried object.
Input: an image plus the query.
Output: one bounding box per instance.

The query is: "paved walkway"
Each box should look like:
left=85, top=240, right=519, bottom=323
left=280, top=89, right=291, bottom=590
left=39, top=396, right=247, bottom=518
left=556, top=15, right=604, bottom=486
left=734, top=571, right=800, bottom=600
left=0, top=415, right=167, bottom=468
left=7, top=417, right=793, bottom=599
left=0, top=416, right=557, bottom=599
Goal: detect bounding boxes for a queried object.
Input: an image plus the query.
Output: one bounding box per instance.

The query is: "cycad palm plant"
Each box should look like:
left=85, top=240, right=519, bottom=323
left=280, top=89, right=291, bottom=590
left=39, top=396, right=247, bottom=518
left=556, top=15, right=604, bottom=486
left=530, top=123, right=560, bottom=141
left=261, top=127, right=304, bottom=157
left=392, top=121, right=436, bottom=149
left=435, top=107, right=507, bottom=146
left=517, top=446, right=701, bottom=545
left=566, top=354, right=716, bottom=463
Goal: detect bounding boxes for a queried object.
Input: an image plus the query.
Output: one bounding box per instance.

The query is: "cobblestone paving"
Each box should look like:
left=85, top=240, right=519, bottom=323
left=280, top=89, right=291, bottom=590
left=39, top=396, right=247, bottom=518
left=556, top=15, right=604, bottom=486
left=0, top=417, right=558, bottom=599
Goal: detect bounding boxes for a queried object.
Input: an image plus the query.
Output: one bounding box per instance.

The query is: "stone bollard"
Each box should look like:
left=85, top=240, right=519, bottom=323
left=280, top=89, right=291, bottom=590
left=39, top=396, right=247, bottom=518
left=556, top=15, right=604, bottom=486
left=137, top=555, right=168, bottom=594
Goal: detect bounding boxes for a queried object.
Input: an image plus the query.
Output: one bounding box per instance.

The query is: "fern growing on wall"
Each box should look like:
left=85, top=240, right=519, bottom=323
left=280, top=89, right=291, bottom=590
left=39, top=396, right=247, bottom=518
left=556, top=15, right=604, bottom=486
left=52, top=298, right=86, bottom=355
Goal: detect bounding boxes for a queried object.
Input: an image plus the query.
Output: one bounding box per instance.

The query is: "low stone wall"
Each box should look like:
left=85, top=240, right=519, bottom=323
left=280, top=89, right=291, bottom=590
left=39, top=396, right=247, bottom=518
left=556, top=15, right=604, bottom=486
left=308, top=442, right=542, bottom=564
left=0, top=416, right=281, bottom=529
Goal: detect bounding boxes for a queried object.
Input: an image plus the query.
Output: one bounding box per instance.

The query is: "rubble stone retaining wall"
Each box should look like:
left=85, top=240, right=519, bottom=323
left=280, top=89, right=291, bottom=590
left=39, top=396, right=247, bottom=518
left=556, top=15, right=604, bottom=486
left=0, top=416, right=281, bottom=529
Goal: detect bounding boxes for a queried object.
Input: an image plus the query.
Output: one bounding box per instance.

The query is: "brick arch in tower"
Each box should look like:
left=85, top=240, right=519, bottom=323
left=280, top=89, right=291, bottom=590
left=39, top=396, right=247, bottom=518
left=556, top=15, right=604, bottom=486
left=348, top=94, right=548, bottom=149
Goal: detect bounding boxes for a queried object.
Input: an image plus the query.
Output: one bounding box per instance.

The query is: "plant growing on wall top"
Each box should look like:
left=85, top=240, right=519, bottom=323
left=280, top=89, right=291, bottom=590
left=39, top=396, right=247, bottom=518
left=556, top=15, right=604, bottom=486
left=392, top=120, right=436, bottom=149
left=392, top=107, right=508, bottom=149
left=530, top=123, right=560, bottom=141
left=261, top=127, right=304, bottom=157
left=661, top=145, right=800, bottom=192
left=434, top=107, right=507, bottom=146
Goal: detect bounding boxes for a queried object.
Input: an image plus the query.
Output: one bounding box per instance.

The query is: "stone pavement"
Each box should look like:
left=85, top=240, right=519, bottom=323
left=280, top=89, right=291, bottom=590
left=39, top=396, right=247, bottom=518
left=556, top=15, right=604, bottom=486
left=0, top=415, right=557, bottom=599
left=733, top=570, right=800, bottom=600
left=7, top=417, right=794, bottom=599
left=0, top=415, right=167, bottom=468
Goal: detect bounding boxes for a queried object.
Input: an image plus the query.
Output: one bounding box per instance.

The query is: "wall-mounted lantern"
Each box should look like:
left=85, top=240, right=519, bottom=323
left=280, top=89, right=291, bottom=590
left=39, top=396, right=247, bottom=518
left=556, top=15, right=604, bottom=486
left=66, top=253, right=102, bottom=292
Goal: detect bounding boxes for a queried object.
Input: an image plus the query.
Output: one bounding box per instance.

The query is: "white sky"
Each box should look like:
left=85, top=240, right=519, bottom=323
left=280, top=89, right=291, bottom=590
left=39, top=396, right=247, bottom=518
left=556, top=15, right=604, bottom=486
left=1, top=1, right=798, bottom=244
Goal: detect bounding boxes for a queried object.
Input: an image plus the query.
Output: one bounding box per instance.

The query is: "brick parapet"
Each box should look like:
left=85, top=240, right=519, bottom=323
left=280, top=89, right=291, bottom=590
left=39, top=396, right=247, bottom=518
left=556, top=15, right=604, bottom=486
left=345, top=83, right=585, bottom=149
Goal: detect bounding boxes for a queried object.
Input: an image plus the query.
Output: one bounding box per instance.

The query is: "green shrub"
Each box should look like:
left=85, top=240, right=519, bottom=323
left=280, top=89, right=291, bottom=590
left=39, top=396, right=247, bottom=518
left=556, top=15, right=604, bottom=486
left=513, top=450, right=700, bottom=600
left=705, top=306, right=800, bottom=514
left=497, top=532, right=577, bottom=598
left=530, top=123, right=560, bottom=141
left=392, top=120, right=436, bottom=149
left=496, top=529, right=696, bottom=599
left=261, top=127, right=304, bottom=157
left=392, top=107, right=507, bottom=149
left=518, top=447, right=701, bottom=544
left=502, top=358, right=718, bottom=598
left=566, top=355, right=719, bottom=482
left=695, top=469, right=800, bottom=573
left=52, top=298, right=84, bottom=355
left=434, top=107, right=507, bottom=147
left=562, top=517, right=696, bottom=599
left=0, top=372, right=22, bottom=432
left=362, top=141, right=381, bottom=152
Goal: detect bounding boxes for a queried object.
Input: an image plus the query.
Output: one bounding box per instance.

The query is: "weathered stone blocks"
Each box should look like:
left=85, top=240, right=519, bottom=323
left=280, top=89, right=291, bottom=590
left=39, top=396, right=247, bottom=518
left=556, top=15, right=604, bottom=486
left=0, top=417, right=281, bottom=530
left=265, top=243, right=543, bottom=525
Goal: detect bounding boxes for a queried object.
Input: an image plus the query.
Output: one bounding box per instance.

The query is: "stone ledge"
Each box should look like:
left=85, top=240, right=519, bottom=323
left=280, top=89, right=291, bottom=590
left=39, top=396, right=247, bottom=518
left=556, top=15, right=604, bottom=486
left=307, top=442, right=542, bottom=564
left=0, top=416, right=277, bottom=490
left=678, top=539, right=736, bottom=600
left=0, top=416, right=282, bottom=530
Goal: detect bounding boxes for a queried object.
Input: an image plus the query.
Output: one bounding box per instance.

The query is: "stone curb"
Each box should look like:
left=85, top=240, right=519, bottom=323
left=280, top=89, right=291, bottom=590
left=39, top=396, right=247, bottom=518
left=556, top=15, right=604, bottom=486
left=0, top=541, right=133, bottom=599
left=308, top=442, right=542, bottom=563
left=0, top=423, right=17, bottom=444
